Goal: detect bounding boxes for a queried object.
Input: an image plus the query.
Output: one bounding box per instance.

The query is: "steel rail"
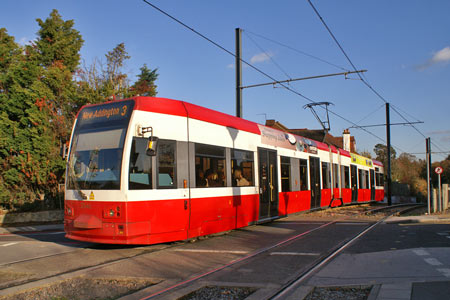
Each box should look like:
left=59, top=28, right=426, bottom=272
left=269, top=205, right=419, bottom=299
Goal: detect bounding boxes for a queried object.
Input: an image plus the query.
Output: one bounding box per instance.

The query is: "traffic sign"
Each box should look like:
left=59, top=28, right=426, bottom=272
left=435, top=167, right=443, bottom=174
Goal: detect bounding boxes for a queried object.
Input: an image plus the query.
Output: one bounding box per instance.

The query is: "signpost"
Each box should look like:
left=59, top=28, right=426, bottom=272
left=435, top=167, right=443, bottom=212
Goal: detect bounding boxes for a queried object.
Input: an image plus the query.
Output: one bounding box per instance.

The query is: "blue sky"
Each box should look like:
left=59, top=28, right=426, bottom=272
left=2, top=0, right=450, bottom=162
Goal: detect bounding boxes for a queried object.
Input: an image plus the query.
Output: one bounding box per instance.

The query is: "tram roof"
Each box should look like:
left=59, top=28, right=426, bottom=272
left=78, top=96, right=379, bottom=164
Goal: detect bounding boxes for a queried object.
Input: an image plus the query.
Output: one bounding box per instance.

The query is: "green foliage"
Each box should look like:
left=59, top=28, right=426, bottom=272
left=36, top=9, right=84, bottom=73
left=0, top=10, right=81, bottom=209
left=0, top=10, right=159, bottom=210
left=392, top=153, right=426, bottom=200
left=130, top=64, right=158, bottom=97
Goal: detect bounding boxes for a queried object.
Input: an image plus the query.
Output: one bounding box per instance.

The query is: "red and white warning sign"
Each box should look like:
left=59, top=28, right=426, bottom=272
left=435, top=166, right=443, bottom=174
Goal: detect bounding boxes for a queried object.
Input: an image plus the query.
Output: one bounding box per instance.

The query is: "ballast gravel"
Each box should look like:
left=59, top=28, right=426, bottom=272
left=178, top=286, right=256, bottom=300
left=304, top=286, right=372, bottom=300
left=0, top=276, right=154, bottom=300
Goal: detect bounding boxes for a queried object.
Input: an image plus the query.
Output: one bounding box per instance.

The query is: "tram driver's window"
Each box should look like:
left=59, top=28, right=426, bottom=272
left=231, top=149, right=254, bottom=187
left=129, top=137, right=152, bottom=189
left=195, top=144, right=226, bottom=188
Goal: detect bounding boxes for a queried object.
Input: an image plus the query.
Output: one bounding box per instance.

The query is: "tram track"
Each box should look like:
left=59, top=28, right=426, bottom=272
left=137, top=204, right=422, bottom=300
left=268, top=204, right=423, bottom=300
left=0, top=204, right=423, bottom=299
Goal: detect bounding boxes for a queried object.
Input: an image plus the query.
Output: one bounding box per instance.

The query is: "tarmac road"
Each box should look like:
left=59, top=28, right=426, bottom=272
left=1, top=212, right=450, bottom=300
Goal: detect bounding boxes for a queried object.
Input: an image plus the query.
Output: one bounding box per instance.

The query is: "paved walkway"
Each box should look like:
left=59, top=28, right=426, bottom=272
left=287, top=213, right=450, bottom=300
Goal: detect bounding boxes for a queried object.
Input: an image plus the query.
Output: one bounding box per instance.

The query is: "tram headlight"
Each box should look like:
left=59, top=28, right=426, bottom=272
left=65, top=205, right=74, bottom=217
left=109, top=209, right=115, bottom=217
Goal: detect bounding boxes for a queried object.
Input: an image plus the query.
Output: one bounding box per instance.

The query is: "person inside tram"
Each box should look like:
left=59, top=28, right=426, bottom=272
left=205, top=169, right=220, bottom=187
left=196, top=168, right=207, bottom=187
left=234, top=168, right=249, bottom=187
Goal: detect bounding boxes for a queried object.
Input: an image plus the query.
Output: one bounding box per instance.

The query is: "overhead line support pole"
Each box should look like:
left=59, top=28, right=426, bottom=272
left=426, top=138, right=432, bottom=214
left=236, top=28, right=242, bottom=118
left=386, top=103, right=392, bottom=206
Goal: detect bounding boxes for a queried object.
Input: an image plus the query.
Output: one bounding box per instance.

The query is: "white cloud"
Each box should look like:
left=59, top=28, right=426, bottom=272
left=226, top=63, right=235, bottom=69
left=431, top=46, right=450, bottom=63
left=250, top=52, right=273, bottom=64
left=416, top=46, right=450, bottom=70
left=18, top=37, right=28, bottom=45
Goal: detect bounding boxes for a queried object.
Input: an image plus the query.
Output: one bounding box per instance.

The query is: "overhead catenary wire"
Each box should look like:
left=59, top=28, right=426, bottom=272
left=243, top=31, right=292, bottom=80
left=141, top=0, right=418, bottom=156
left=306, top=0, right=449, bottom=158
left=244, top=29, right=350, bottom=72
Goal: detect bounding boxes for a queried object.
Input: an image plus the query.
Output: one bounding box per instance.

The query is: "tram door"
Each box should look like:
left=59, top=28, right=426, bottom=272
left=309, top=157, right=321, bottom=209
left=370, top=169, right=375, bottom=200
left=258, top=148, right=279, bottom=220
left=351, top=165, right=358, bottom=202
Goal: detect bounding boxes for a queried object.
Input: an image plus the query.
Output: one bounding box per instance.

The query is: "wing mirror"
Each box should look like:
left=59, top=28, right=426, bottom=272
left=146, top=136, right=159, bottom=156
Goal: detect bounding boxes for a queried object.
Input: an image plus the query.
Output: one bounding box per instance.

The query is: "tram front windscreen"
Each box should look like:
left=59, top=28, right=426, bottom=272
left=67, top=100, right=134, bottom=190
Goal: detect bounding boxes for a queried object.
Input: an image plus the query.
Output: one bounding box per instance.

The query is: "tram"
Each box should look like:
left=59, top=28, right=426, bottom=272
left=64, top=97, right=384, bottom=244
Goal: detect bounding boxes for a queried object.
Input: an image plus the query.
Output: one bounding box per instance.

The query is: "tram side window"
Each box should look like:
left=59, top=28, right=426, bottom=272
left=299, top=159, right=308, bottom=191
left=129, top=137, right=152, bottom=189
left=376, top=172, right=385, bottom=187
left=231, top=149, right=254, bottom=187
left=321, top=162, right=331, bottom=189
left=341, top=166, right=350, bottom=188
left=365, top=170, right=369, bottom=189
left=333, top=163, right=339, bottom=189
left=375, top=172, right=380, bottom=186
left=358, top=169, right=365, bottom=189
left=157, top=140, right=176, bottom=189
left=281, top=156, right=291, bottom=192
left=195, top=144, right=226, bottom=188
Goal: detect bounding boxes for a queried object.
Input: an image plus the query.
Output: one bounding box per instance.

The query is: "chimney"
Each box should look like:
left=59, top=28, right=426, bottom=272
left=343, top=129, right=351, bottom=152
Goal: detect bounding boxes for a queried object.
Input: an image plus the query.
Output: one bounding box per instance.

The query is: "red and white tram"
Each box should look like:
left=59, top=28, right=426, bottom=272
left=64, top=97, right=384, bottom=244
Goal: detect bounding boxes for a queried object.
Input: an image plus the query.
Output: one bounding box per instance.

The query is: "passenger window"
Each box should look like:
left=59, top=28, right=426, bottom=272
left=365, top=170, right=369, bottom=189
left=341, top=166, right=350, bottom=188
left=231, top=149, right=254, bottom=187
left=299, top=159, right=308, bottom=191
left=333, top=163, right=339, bottom=189
left=321, top=162, right=331, bottom=189
left=157, top=140, right=176, bottom=189
left=129, top=137, right=152, bottom=189
left=281, top=156, right=291, bottom=192
left=195, top=144, right=226, bottom=188
left=358, top=169, right=364, bottom=189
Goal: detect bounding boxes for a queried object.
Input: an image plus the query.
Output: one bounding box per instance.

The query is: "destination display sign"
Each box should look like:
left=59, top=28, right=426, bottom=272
left=77, top=100, right=134, bottom=128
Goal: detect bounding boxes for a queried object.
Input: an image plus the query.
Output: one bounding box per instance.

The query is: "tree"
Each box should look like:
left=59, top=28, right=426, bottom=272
left=36, top=9, right=83, bottom=73
left=104, top=42, right=130, bottom=98
left=359, top=150, right=372, bottom=159
left=77, top=43, right=133, bottom=102
left=374, top=143, right=396, bottom=173
left=0, top=10, right=83, bottom=209
left=392, top=153, right=426, bottom=199
left=130, top=64, right=158, bottom=97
